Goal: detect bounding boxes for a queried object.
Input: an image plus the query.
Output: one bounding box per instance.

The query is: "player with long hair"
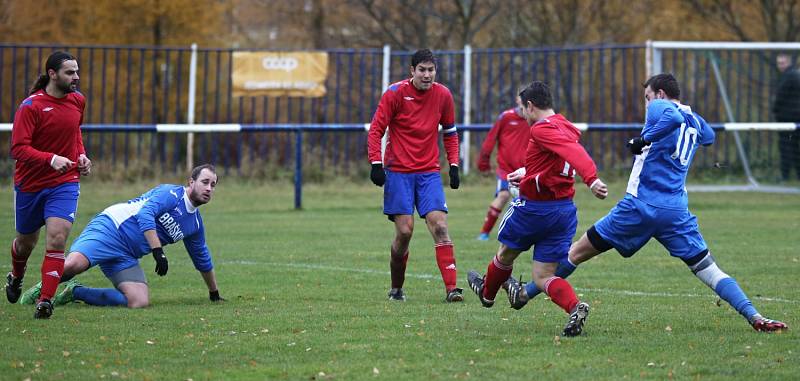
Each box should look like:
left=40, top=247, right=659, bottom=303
left=6, top=51, right=91, bottom=319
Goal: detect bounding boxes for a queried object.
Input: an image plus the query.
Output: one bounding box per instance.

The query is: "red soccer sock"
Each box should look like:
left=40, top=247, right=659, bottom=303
left=482, top=255, right=512, bottom=301
left=39, top=250, right=65, bottom=302
left=390, top=250, right=409, bottom=289
left=434, top=241, right=457, bottom=292
left=10, top=239, right=28, bottom=279
left=480, top=206, right=502, bottom=234
left=544, top=277, right=579, bottom=314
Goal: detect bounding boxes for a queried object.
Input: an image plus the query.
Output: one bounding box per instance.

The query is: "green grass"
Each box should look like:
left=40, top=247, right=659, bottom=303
left=1, top=177, right=798, bottom=380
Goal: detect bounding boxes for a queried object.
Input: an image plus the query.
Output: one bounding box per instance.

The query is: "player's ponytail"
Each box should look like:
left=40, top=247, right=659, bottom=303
left=29, top=51, right=77, bottom=95
left=29, top=74, right=50, bottom=95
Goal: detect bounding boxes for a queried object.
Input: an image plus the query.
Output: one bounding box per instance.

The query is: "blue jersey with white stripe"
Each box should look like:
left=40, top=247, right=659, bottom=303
left=100, top=184, right=213, bottom=272
left=626, top=99, right=715, bottom=210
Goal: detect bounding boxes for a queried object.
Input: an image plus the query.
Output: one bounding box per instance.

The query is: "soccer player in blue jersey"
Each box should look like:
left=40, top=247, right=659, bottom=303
left=19, top=164, right=224, bottom=308
left=505, top=74, right=787, bottom=333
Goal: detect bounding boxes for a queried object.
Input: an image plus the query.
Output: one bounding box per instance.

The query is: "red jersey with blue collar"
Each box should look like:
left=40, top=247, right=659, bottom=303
left=11, top=90, right=86, bottom=192
left=478, top=107, right=529, bottom=178
left=367, top=79, right=459, bottom=173
left=518, top=114, right=599, bottom=201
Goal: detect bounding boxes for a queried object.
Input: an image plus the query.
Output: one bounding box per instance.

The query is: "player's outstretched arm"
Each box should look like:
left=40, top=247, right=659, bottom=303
left=201, top=270, right=224, bottom=302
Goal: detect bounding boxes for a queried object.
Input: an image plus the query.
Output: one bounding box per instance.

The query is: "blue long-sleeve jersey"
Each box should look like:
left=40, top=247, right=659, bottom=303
left=100, top=184, right=213, bottom=272
left=626, top=99, right=715, bottom=210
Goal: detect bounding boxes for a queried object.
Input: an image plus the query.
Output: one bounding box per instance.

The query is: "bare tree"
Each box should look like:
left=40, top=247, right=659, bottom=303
left=682, top=0, right=800, bottom=42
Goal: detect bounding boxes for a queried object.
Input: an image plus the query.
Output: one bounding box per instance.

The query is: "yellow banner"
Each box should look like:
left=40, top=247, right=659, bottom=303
left=232, top=51, right=328, bottom=97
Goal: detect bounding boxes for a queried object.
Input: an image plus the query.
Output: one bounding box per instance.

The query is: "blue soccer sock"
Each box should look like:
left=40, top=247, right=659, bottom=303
left=73, top=286, right=129, bottom=307
left=714, top=277, right=759, bottom=321
left=524, top=258, right=578, bottom=299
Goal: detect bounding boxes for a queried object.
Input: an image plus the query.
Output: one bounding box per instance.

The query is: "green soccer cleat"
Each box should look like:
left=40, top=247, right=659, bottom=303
left=19, top=282, right=42, bottom=305
left=54, top=279, right=82, bottom=306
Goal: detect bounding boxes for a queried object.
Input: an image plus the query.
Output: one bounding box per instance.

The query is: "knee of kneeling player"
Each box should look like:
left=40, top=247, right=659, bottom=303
left=127, top=298, right=150, bottom=308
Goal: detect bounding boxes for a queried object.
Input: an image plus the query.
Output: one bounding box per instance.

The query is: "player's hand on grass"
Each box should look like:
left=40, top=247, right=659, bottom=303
left=449, top=165, right=460, bottom=189
left=152, top=247, right=168, bottom=276
left=590, top=179, right=608, bottom=200
left=209, top=290, right=226, bottom=302
left=370, top=163, right=385, bottom=187
left=627, top=137, right=651, bottom=155
left=51, top=155, right=75, bottom=174
left=507, top=167, right=526, bottom=187
left=77, top=154, right=92, bottom=176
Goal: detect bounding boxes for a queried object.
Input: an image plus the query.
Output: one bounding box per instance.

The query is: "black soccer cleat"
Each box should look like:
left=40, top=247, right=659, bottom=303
left=750, top=317, right=788, bottom=333
left=466, top=270, right=494, bottom=308
left=5, top=272, right=23, bottom=304
left=504, top=276, right=529, bottom=310
left=387, top=288, right=406, bottom=301
left=34, top=299, right=53, bottom=319
left=562, top=302, right=590, bottom=337
left=445, top=288, right=464, bottom=303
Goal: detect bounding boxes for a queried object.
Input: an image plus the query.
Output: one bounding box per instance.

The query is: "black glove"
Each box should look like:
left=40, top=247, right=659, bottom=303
left=449, top=165, right=460, bottom=189
left=627, top=137, right=651, bottom=155
left=152, top=247, right=168, bottom=276
left=370, top=163, right=385, bottom=187
left=209, top=290, right=225, bottom=302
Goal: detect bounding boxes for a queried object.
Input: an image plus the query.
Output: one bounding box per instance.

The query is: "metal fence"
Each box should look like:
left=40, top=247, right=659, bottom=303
left=1, top=42, right=796, bottom=182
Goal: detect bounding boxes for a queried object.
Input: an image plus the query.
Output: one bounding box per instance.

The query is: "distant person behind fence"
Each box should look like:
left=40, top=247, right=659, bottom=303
left=6, top=51, right=91, bottom=319
left=773, top=53, right=800, bottom=181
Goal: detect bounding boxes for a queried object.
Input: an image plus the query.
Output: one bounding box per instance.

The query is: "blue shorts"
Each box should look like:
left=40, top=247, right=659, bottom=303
left=594, top=195, right=707, bottom=259
left=70, top=214, right=140, bottom=279
left=383, top=170, right=447, bottom=219
left=15, top=182, right=80, bottom=234
left=497, top=199, right=577, bottom=263
left=495, top=176, right=510, bottom=197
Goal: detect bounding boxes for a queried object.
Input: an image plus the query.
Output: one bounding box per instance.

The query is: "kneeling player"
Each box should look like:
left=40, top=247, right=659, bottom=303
left=20, top=164, right=225, bottom=308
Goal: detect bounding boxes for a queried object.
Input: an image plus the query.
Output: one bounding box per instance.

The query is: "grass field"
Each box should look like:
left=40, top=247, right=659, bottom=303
left=1, top=177, right=798, bottom=380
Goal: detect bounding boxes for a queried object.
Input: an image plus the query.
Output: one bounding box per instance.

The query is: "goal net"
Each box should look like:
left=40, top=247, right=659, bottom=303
left=649, top=41, right=800, bottom=193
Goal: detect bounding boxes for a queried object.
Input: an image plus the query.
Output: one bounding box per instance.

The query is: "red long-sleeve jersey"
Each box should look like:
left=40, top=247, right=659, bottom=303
left=367, top=79, right=459, bottom=173
left=11, top=90, right=86, bottom=192
left=478, top=107, right=529, bottom=178
left=518, top=114, right=598, bottom=201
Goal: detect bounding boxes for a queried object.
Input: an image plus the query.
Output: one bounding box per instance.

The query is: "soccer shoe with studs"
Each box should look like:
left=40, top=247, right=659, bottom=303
left=476, top=233, right=490, bottom=241
left=445, top=288, right=464, bottom=303
left=466, top=270, right=494, bottom=308
left=19, top=281, right=42, bottom=305
left=54, top=279, right=82, bottom=306
left=387, top=288, right=406, bottom=301
left=504, top=276, right=529, bottom=310
left=751, top=317, right=788, bottom=332
left=5, top=272, right=23, bottom=303
left=34, top=299, right=53, bottom=319
left=562, top=302, right=590, bottom=337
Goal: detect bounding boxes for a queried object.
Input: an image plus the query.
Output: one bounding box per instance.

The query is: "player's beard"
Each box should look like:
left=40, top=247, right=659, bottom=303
left=55, top=78, right=78, bottom=94
left=189, top=189, right=211, bottom=206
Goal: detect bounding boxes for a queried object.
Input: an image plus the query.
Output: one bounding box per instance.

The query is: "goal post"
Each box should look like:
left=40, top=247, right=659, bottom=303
left=648, top=41, right=800, bottom=193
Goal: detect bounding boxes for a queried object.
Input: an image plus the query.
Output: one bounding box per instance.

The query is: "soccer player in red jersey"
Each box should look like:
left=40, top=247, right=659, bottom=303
left=476, top=95, right=529, bottom=241
left=367, top=49, right=463, bottom=303
left=6, top=51, right=91, bottom=319
left=467, top=81, right=608, bottom=336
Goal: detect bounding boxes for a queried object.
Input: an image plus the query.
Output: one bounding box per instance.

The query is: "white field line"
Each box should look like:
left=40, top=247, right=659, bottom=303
left=222, top=260, right=799, bottom=304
